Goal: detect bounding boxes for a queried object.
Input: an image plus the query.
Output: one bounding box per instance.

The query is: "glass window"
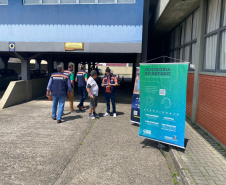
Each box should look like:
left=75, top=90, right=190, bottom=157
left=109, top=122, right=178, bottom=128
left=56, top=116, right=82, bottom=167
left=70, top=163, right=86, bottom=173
left=170, top=52, right=174, bottom=62
left=170, top=31, right=174, bottom=50
left=0, top=0, right=8, bottom=5
left=223, top=0, right=226, bottom=26
left=174, top=27, right=180, bottom=47
left=185, top=16, right=192, bottom=43
left=118, top=0, right=135, bottom=3
left=204, top=34, right=217, bottom=70
left=174, top=50, right=178, bottom=61
left=220, top=30, right=226, bottom=70
left=24, top=0, right=40, bottom=4
left=99, top=0, right=114, bottom=3
left=43, top=0, right=59, bottom=4
left=24, top=0, right=135, bottom=4
left=207, top=0, right=221, bottom=33
left=192, top=9, right=199, bottom=39
left=184, top=45, right=190, bottom=62
left=60, top=0, right=77, bottom=3
left=179, top=48, right=183, bottom=61
left=79, top=0, right=95, bottom=3
left=180, top=23, right=185, bottom=45
left=191, top=43, right=198, bottom=67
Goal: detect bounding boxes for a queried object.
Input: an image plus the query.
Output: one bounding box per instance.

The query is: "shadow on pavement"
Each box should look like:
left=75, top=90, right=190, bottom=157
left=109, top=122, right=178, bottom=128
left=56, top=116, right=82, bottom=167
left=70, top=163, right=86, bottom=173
left=62, top=115, right=83, bottom=122
left=140, top=138, right=159, bottom=149
left=36, top=81, right=134, bottom=105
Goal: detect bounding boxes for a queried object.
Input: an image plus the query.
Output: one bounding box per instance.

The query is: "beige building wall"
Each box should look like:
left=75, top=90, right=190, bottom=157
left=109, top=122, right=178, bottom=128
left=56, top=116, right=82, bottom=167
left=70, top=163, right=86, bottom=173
left=98, top=66, right=132, bottom=77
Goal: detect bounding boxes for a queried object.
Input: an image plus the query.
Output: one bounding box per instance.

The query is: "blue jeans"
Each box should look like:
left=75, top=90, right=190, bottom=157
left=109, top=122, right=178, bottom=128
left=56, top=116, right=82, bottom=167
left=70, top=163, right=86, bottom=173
left=78, top=87, right=88, bottom=106
left=52, top=96, right=65, bottom=121
left=105, top=92, right=116, bottom=114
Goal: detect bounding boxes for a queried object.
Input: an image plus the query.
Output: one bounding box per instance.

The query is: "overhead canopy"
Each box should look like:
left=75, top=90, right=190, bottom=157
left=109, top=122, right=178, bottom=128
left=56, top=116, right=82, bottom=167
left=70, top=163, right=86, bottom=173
left=154, top=0, right=200, bottom=36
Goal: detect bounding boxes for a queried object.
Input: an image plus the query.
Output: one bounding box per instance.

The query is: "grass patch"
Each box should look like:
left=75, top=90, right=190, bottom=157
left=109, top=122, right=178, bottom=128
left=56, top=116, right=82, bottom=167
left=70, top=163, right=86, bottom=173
left=167, top=162, right=171, bottom=169
left=171, top=172, right=180, bottom=185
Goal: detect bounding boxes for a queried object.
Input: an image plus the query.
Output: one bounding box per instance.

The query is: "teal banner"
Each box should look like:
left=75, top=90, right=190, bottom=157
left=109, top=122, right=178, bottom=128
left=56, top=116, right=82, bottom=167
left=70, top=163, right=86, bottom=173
left=138, top=63, right=188, bottom=148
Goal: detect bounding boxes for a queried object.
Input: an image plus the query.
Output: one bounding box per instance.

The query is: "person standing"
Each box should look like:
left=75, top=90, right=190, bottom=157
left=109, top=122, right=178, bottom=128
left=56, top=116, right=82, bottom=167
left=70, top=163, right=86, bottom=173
left=46, top=65, right=72, bottom=123
left=64, top=63, right=75, bottom=112
left=102, top=67, right=118, bottom=118
left=75, top=64, right=88, bottom=111
left=86, top=70, right=99, bottom=119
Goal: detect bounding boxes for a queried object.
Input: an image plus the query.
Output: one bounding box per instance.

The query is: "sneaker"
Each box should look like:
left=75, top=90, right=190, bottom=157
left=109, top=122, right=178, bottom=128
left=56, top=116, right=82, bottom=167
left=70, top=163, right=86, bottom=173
left=113, top=113, right=117, bottom=118
left=88, top=115, right=95, bottom=119
left=103, top=112, right=110, bottom=117
left=93, top=113, right=99, bottom=118
left=71, top=110, right=77, bottom=114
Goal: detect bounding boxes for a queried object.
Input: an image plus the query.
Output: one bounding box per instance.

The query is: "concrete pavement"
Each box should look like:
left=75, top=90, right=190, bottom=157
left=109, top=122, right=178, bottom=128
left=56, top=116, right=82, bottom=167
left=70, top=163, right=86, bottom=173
left=0, top=98, right=173, bottom=185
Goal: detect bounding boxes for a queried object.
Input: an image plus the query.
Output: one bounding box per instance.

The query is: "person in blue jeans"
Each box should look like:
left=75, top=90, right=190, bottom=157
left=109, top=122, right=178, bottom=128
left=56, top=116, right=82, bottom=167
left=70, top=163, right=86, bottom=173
left=102, top=67, right=118, bottom=118
left=46, top=65, right=72, bottom=123
left=75, top=65, right=88, bottom=111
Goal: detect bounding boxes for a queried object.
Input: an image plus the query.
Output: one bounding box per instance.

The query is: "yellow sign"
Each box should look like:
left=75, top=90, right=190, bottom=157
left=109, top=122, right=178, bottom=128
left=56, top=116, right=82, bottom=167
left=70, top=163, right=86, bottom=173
left=65, top=42, right=84, bottom=51
left=9, top=42, right=16, bottom=51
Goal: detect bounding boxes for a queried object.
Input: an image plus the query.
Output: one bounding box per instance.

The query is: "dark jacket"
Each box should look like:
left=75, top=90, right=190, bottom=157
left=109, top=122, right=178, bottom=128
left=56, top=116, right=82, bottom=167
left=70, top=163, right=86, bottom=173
left=47, top=72, right=72, bottom=97
left=102, top=74, right=118, bottom=93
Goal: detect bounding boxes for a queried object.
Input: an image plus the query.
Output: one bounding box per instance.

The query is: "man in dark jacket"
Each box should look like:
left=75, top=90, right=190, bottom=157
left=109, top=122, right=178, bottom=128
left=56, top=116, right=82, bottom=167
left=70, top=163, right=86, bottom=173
left=46, top=65, right=72, bottom=123
left=102, top=67, right=118, bottom=118
left=75, top=65, right=88, bottom=111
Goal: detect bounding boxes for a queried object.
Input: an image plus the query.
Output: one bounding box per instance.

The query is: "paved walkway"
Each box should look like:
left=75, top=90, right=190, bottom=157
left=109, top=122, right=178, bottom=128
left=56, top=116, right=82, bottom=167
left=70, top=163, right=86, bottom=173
left=175, top=121, right=226, bottom=185
left=0, top=98, right=173, bottom=185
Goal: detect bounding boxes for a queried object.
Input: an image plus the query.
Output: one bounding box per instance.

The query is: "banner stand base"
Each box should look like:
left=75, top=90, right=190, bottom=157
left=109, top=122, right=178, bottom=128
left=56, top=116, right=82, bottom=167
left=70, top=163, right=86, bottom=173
left=139, top=136, right=185, bottom=150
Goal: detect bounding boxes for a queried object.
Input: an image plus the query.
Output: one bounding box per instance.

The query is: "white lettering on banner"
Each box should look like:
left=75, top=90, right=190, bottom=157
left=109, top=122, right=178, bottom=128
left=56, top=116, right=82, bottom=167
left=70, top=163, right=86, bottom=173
left=143, top=129, right=151, bottom=135
left=134, top=110, right=138, bottom=116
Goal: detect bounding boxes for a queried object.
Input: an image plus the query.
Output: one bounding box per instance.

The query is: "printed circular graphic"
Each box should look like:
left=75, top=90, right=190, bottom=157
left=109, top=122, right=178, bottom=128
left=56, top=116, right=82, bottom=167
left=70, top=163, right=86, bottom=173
left=9, top=43, right=15, bottom=49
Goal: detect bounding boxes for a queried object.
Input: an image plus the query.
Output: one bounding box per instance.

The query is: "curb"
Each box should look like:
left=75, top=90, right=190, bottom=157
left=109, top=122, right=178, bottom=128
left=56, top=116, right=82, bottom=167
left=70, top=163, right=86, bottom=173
left=169, top=146, right=195, bottom=185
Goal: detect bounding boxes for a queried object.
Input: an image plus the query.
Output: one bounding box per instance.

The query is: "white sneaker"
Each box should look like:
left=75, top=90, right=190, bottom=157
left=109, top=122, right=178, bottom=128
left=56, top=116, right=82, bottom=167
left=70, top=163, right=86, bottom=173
left=113, top=113, right=117, bottom=118
left=103, top=112, right=110, bottom=117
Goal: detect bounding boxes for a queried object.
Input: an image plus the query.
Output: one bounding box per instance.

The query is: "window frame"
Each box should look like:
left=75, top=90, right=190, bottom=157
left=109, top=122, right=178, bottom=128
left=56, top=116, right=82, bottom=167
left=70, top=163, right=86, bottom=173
left=168, top=8, right=198, bottom=71
left=0, top=0, right=8, bottom=5
left=23, top=0, right=136, bottom=5
left=202, top=0, right=226, bottom=73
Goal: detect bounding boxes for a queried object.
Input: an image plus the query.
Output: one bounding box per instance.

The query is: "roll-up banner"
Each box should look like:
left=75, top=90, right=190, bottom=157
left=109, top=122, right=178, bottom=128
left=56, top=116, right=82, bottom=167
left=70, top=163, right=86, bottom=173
left=131, top=67, right=140, bottom=124
left=138, top=63, right=188, bottom=148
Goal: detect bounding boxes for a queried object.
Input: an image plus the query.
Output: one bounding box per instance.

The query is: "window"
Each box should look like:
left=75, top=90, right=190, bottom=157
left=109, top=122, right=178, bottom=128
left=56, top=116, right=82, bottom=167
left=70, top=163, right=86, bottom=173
left=220, top=30, right=226, bottom=70
left=61, top=0, right=76, bottom=3
left=192, top=10, right=199, bottom=40
left=169, top=31, right=174, bottom=50
left=206, top=0, right=221, bottom=33
left=43, top=0, right=58, bottom=4
left=174, top=50, right=178, bottom=62
left=0, top=0, right=8, bottom=5
left=179, top=48, right=183, bottom=61
left=202, top=0, right=226, bottom=72
left=191, top=43, right=198, bottom=68
left=79, top=0, right=95, bottom=3
left=23, top=0, right=136, bottom=5
left=185, top=16, right=192, bottom=43
left=184, top=45, right=190, bottom=62
left=168, top=9, right=198, bottom=68
left=223, top=0, right=226, bottom=26
left=204, top=34, right=217, bottom=70
left=180, top=23, right=185, bottom=45
left=174, top=27, right=180, bottom=48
